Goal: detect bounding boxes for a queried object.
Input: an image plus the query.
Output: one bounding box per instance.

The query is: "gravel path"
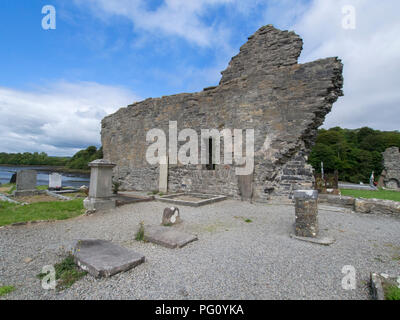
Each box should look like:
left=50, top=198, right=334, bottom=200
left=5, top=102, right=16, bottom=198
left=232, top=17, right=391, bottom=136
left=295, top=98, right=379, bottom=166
left=1, top=199, right=399, bottom=300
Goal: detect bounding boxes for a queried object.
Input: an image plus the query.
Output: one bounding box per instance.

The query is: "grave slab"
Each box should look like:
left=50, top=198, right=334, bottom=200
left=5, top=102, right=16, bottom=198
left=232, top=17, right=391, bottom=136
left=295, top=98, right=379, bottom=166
left=73, top=239, right=145, bottom=278
left=144, top=225, right=198, bottom=249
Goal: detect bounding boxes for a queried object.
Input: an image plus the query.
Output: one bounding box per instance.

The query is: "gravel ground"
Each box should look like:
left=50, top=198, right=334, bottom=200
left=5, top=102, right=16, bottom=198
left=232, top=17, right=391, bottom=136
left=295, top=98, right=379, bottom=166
left=0, top=199, right=399, bottom=300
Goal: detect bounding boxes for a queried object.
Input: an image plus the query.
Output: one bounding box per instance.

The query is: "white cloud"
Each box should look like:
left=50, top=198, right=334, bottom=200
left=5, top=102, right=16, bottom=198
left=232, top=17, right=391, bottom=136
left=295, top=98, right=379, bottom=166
left=0, top=81, right=140, bottom=156
left=290, top=0, right=400, bottom=131
left=73, top=0, right=234, bottom=47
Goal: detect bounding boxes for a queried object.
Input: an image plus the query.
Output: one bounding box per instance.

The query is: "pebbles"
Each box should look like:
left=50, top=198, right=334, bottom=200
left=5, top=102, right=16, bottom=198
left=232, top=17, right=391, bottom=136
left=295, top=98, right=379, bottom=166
left=1, top=200, right=399, bottom=300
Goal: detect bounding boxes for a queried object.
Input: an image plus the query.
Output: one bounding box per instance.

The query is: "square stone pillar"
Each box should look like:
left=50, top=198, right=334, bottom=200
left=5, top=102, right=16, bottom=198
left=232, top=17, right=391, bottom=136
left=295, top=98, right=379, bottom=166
left=84, top=159, right=116, bottom=212
left=294, top=190, right=319, bottom=238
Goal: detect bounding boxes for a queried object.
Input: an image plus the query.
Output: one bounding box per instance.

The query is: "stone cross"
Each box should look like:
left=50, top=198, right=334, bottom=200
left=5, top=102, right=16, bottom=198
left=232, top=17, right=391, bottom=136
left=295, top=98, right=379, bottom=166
left=294, top=190, right=319, bottom=238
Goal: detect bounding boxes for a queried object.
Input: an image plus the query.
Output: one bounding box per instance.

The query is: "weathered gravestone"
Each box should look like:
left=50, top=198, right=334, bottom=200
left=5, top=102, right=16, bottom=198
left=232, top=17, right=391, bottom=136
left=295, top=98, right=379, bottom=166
left=144, top=225, right=198, bottom=249
left=294, top=190, right=319, bottom=238
left=83, top=159, right=116, bottom=211
left=162, top=207, right=182, bottom=226
left=49, top=173, right=62, bottom=190
left=73, top=239, right=145, bottom=278
left=16, top=170, right=37, bottom=191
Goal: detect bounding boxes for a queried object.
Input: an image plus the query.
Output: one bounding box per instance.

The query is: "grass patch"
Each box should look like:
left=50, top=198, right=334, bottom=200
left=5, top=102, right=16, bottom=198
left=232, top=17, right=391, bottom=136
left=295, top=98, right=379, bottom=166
left=37, top=255, right=87, bottom=290
left=36, top=185, right=48, bottom=191
left=341, top=188, right=400, bottom=202
left=244, top=219, right=253, bottom=223
left=0, top=285, right=15, bottom=297
left=385, top=285, right=400, bottom=300
left=0, top=199, right=84, bottom=227
left=135, top=221, right=145, bottom=241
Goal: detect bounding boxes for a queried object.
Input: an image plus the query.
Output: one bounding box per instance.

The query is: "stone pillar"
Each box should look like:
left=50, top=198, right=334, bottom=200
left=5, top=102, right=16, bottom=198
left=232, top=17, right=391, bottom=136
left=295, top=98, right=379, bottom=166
left=84, top=159, right=116, bottom=212
left=294, top=190, right=319, bottom=238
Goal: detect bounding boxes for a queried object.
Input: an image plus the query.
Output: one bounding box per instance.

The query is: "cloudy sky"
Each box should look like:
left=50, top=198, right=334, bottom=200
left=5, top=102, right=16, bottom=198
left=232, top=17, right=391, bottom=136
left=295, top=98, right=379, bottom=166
left=0, top=0, right=399, bottom=156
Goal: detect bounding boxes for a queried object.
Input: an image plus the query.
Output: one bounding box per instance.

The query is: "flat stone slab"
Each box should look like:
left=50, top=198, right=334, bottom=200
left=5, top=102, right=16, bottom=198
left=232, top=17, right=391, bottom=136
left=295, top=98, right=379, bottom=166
left=73, top=239, right=145, bottom=278
left=144, top=225, right=198, bottom=249
left=290, top=234, right=336, bottom=246
left=157, top=193, right=227, bottom=207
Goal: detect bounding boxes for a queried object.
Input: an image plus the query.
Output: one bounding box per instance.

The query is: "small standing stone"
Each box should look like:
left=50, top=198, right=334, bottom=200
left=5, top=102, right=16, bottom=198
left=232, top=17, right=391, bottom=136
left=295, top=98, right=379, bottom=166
left=49, top=173, right=62, bottom=190
left=294, top=190, right=319, bottom=238
left=16, top=170, right=37, bottom=191
left=162, top=207, right=182, bottom=226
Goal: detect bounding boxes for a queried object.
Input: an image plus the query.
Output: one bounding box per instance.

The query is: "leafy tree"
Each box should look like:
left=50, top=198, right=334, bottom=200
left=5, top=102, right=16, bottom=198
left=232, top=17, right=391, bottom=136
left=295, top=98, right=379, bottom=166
left=309, top=127, right=400, bottom=183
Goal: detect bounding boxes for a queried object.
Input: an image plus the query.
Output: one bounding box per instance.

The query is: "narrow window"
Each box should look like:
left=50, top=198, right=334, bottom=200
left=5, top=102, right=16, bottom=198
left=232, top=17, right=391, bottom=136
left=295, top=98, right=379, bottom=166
left=206, top=138, right=216, bottom=170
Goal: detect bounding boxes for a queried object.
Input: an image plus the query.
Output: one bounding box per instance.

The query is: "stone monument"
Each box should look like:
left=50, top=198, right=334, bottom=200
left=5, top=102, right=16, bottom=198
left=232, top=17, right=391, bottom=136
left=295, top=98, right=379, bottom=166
left=83, top=159, right=116, bottom=211
left=162, top=207, right=182, bottom=226
left=14, top=170, right=38, bottom=196
left=49, top=173, right=62, bottom=190
left=294, top=190, right=319, bottom=238
left=382, top=147, right=400, bottom=190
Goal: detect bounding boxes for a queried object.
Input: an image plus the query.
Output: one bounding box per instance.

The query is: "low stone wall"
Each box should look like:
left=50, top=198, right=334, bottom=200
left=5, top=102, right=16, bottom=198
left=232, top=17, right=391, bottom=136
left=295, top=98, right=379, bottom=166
left=318, top=194, right=355, bottom=208
left=318, top=194, right=400, bottom=217
left=354, top=198, right=400, bottom=216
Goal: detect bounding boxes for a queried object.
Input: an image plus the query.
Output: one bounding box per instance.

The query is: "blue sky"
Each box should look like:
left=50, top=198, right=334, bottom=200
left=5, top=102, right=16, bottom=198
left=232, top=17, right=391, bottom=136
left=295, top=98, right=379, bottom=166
left=0, top=0, right=399, bottom=156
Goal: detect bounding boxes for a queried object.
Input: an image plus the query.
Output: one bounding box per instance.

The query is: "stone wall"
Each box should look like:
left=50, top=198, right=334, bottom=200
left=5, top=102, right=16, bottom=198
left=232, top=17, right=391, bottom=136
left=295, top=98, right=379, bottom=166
left=382, top=147, right=400, bottom=190
left=101, top=25, right=344, bottom=201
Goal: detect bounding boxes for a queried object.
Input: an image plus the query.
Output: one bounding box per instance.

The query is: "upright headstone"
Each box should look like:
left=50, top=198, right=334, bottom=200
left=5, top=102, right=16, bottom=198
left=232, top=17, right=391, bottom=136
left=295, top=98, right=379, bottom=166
left=162, top=207, right=182, bottom=226
left=16, top=170, right=37, bottom=191
left=83, top=159, right=116, bottom=212
left=159, top=156, right=168, bottom=194
left=294, top=190, right=319, bottom=238
left=49, top=173, right=62, bottom=190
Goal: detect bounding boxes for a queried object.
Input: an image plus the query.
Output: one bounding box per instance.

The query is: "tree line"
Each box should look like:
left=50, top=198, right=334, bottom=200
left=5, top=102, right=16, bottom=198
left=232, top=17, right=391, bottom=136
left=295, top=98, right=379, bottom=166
left=308, top=127, right=400, bottom=183
left=0, top=146, right=103, bottom=171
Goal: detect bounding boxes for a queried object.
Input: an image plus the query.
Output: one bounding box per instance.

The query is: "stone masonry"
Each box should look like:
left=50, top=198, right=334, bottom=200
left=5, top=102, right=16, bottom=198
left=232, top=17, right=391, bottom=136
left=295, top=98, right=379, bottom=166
left=382, top=147, right=400, bottom=190
left=101, top=25, right=344, bottom=201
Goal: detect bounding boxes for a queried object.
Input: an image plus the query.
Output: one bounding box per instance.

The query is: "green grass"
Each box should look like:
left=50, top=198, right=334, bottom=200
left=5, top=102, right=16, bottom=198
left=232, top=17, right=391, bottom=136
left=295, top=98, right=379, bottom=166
left=0, top=199, right=84, bottom=227
left=340, top=188, right=400, bottom=202
left=135, top=221, right=145, bottom=241
left=0, top=183, right=16, bottom=194
left=36, top=185, right=48, bottom=190
left=0, top=285, right=15, bottom=297
left=385, top=285, right=400, bottom=300
left=37, top=255, right=87, bottom=290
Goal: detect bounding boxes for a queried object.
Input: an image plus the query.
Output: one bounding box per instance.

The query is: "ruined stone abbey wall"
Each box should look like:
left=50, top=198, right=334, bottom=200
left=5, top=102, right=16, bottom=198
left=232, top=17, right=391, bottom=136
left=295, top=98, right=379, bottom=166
left=101, top=25, right=343, bottom=201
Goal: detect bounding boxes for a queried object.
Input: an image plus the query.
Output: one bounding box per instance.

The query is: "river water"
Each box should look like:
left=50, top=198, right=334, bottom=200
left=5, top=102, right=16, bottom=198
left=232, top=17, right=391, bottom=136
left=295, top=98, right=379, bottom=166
left=0, top=165, right=90, bottom=188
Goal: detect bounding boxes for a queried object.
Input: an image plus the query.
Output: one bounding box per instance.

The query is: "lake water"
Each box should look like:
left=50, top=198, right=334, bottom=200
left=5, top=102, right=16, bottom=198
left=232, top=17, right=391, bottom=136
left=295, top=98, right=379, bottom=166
left=0, top=165, right=90, bottom=188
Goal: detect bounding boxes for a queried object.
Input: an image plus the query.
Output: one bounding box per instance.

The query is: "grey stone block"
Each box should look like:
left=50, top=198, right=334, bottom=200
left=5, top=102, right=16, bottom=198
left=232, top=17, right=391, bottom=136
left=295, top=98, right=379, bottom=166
left=16, top=170, right=37, bottom=191
left=144, top=225, right=198, bottom=249
left=73, top=239, right=145, bottom=278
